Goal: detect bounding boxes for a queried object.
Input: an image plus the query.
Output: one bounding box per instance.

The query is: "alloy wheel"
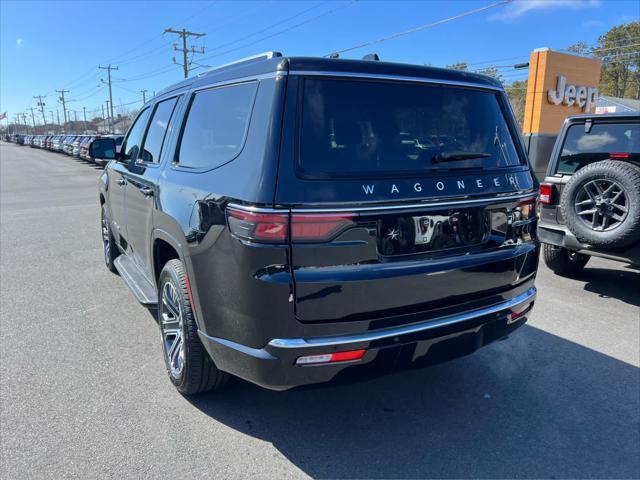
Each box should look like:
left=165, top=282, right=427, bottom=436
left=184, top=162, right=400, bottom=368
left=574, top=179, right=628, bottom=232
left=160, top=281, right=185, bottom=379
left=101, top=212, right=111, bottom=264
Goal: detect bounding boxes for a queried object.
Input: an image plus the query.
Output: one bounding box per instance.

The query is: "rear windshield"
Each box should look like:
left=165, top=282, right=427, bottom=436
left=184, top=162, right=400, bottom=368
left=299, top=78, right=523, bottom=177
left=557, top=122, right=639, bottom=174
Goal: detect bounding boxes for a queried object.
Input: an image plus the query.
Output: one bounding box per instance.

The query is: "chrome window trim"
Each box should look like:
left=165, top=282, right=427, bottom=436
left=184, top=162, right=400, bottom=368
left=228, top=192, right=537, bottom=214
left=268, top=287, right=536, bottom=349
left=288, top=70, right=503, bottom=91
left=191, top=72, right=286, bottom=93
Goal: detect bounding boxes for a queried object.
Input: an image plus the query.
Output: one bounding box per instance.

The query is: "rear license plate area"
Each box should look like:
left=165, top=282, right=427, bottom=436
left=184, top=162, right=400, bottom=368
left=378, top=208, right=495, bottom=256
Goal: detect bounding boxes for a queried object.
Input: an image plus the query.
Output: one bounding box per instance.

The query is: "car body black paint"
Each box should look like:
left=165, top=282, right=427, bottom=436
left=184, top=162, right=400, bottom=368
left=99, top=55, right=539, bottom=390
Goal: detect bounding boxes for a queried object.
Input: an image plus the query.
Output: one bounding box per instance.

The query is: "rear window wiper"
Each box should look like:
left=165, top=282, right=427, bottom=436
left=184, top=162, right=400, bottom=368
left=432, top=151, right=491, bottom=163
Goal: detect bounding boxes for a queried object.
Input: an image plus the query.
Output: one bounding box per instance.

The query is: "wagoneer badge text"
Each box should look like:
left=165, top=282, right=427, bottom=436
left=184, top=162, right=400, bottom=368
left=360, top=172, right=525, bottom=197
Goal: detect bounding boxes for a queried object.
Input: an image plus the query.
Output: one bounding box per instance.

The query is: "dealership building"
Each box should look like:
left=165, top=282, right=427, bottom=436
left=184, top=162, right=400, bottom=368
left=521, top=47, right=638, bottom=179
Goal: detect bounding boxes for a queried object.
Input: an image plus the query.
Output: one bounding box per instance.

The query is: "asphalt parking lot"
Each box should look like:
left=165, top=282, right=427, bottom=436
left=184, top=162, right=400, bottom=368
left=0, top=141, right=638, bottom=479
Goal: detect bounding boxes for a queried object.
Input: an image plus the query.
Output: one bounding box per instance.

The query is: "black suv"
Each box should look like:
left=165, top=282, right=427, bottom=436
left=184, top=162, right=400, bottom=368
left=92, top=52, right=539, bottom=394
left=539, top=113, right=640, bottom=274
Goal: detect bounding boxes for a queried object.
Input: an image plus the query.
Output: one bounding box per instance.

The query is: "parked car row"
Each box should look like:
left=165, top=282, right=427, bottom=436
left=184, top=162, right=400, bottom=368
left=12, top=133, right=124, bottom=165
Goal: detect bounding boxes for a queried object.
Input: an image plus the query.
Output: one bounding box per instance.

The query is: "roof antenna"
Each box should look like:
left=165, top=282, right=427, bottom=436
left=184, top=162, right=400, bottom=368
left=362, top=53, right=380, bottom=61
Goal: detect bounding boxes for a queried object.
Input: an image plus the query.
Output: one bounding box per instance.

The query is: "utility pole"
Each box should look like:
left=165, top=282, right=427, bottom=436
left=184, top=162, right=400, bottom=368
left=56, top=109, right=60, bottom=126
left=99, top=64, right=118, bottom=132
left=140, top=89, right=148, bottom=104
left=105, top=100, right=111, bottom=133
left=163, top=28, right=206, bottom=78
left=49, top=111, right=54, bottom=125
left=33, top=95, right=47, bottom=125
left=83, top=106, right=87, bottom=133
left=28, top=107, right=37, bottom=128
left=56, top=89, right=69, bottom=124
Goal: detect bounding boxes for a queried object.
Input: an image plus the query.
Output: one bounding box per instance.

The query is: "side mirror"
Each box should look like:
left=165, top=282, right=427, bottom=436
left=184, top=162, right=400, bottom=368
left=89, top=138, right=117, bottom=160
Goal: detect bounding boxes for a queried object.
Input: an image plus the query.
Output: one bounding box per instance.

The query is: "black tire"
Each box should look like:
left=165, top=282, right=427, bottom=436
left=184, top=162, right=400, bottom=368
left=543, top=244, right=589, bottom=276
left=560, top=160, right=640, bottom=248
left=158, top=259, right=229, bottom=395
left=101, top=205, right=119, bottom=273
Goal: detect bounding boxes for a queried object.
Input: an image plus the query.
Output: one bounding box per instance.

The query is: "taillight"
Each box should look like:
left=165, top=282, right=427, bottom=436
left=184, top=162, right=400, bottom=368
left=227, top=207, right=356, bottom=243
left=227, top=208, right=288, bottom=243
left=290, top=213, right=355, bottom=242
left=539, top=183, right=553, bottom=205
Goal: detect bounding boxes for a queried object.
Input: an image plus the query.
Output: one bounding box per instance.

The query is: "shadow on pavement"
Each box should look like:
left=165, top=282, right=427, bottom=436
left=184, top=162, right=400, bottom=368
left=186, top=325, right=639, bottom=478
left=578, top=266, right=640, bottom=308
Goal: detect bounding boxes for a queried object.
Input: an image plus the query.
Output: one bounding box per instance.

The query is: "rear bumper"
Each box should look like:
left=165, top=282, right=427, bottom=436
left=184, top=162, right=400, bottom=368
left=539, top=222, right=640, bottom=265
left=199, top=287, right=536, bottom=390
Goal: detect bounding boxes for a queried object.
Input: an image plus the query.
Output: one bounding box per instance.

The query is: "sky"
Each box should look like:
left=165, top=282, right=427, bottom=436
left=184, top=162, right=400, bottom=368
left=1, top=0, right=638, bottom=122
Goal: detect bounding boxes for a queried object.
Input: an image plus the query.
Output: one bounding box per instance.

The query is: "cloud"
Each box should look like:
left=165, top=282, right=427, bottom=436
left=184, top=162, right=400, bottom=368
left=492, top=0, right=601, bottom=22
left=16, top=38, right=23, bottom=47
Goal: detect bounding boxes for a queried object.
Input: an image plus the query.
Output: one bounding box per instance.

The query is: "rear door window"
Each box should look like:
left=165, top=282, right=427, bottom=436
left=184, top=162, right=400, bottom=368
left=556, top=122, right=639, bottom=174
left=139, top=97, right=178, bottom=164
left=298, top=78, right=523, bottom=178
left=176, top=81, right=257, bottom=170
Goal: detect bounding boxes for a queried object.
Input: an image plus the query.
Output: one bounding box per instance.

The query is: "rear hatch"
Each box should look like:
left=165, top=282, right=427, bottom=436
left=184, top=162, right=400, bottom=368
left=276, top=74, right=538, bottom=322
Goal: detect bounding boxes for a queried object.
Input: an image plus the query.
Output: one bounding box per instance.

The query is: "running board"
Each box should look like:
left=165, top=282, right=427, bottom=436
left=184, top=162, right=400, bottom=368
left=114, top=255, right=158, bottom=305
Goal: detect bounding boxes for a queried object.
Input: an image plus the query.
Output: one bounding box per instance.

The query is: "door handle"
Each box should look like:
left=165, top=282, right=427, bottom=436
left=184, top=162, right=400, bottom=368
left=117, top=178, right=126, bottom=186
left=139, top=186, right=154, bottom=198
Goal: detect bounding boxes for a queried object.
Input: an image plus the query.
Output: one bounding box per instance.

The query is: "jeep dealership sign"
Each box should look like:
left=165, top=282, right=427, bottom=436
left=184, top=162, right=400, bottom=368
left=547, top=75, right=598, bottom=112
left=523, top=49, right=601, bottom=135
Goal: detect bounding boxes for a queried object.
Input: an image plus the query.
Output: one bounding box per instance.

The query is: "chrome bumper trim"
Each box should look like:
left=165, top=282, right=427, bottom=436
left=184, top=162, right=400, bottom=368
left=268, top=287, right=537, bottom=349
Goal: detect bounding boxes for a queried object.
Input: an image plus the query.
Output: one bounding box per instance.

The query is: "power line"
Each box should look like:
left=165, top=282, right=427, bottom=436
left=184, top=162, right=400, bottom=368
left=117, top=41, right=175, bottom=67
left=461, top=37, right=640, bottom=73
left=205, top=1, right=327, bottom=54
left=198, top=0, right=356, bottom=65
left=326, top=0, right=513, bottom=57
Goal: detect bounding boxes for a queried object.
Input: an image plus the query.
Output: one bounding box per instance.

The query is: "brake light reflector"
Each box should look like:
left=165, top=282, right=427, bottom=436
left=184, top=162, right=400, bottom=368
left=510, top=303, right=533, bottom=321
left=610, top=152, right=629, bottom=159
left=296, top=349, right=366, bottom=365
left=291, top=213, right=355, bottom=242
left=539, top=183, right=553, bottom=204
left=227, top=208, right=288, bottom=242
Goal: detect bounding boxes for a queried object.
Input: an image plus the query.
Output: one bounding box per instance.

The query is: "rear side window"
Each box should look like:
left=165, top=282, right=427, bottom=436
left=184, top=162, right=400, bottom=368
left=557, top=122, right=639, bottom=174
left=177, top=82, right=257, bottom=169
left=299, top=78, right=523, bottom=177
left=139, top=97, right=178, bottom=163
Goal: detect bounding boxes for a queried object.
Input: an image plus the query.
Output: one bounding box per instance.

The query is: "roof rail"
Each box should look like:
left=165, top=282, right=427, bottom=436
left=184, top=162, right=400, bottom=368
left=199, top=51, right=283, bottom=76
